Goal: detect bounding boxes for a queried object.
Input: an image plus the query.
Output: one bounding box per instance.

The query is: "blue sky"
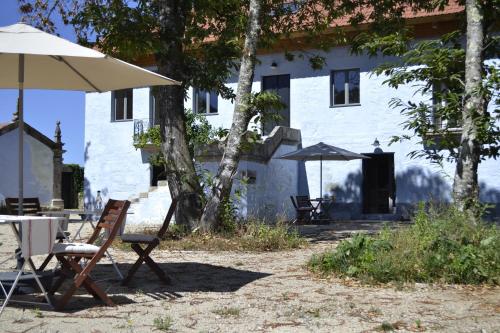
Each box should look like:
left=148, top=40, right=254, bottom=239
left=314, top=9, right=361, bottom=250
left=0, top=0, right=85, bottom=165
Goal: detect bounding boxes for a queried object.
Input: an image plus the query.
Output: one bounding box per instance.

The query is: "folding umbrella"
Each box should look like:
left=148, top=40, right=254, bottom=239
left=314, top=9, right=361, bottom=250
left=0, top=22, right=179, bottom=214
left=278, top=142, right=369, bottom=197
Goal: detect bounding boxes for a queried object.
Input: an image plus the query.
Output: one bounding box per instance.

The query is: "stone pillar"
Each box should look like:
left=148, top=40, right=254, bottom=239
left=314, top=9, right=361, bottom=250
left=51, top=121, right=65, bottom=209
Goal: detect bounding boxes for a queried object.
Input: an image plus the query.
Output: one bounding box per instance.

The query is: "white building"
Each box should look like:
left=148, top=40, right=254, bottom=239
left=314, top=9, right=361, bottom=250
left=0, top=121, right=62, bottom=206
left=84, top=11, right=500, bottom=224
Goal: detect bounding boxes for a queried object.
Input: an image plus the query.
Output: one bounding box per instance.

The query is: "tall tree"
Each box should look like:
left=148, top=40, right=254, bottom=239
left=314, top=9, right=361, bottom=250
left=19, top=0, right=245, bottom=229
left=198, top=0, right=263, bottom=231
left=452, top=0, right=488, bottom=212
left=343, top=0, right=499, bottom=215
left=20, top=0, right=341, bottom=231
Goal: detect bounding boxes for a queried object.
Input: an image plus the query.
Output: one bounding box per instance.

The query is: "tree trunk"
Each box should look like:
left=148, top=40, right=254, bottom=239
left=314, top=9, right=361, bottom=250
left=199, top=0, right=262, bottom=232
left=452, top=0, right=486, bottom=213
left=156, top=0, right=202, bottom=230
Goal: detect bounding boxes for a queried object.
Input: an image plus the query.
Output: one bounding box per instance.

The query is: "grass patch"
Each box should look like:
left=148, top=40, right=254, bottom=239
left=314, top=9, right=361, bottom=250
left=309, top=204, right=500, bottom=285
left=116, top=220, right=306, bottom=252
left=212, top=306, right=241, bottom=317
left=153, top=315, right=173, bottom=331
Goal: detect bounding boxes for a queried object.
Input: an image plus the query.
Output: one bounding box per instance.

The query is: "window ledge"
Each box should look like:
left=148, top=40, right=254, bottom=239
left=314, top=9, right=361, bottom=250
left=112, top=119, right=133, bottom=122
left=198, top=113, right=219, bottom=116
left=330, top=103, right=361, bottom=108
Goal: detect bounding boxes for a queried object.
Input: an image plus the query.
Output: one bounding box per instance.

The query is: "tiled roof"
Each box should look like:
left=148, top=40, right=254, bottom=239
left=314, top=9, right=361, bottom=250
left=330, top=2, right=463, bottom=27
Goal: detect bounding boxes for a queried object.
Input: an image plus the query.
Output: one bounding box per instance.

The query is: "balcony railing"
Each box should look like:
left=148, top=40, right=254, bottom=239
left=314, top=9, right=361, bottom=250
left=133, top=118, right=151, bottom=145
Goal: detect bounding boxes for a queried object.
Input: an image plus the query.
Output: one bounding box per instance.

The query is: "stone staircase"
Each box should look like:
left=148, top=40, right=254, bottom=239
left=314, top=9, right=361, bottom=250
left=126, top=180, right=173, bottom=225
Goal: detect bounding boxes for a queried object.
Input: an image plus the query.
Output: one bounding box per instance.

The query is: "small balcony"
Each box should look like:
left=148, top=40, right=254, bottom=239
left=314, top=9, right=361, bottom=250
left=133, top=118, right=159, bottom=152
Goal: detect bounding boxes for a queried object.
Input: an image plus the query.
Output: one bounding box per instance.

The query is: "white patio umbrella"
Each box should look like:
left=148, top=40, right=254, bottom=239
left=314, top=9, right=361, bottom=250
left=0, top=22, right=179, bottom=214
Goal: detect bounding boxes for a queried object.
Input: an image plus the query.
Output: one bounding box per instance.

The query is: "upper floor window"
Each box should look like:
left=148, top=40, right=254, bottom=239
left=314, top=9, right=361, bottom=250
left=330, top=69, right=360, bottom=107
left=112, top=89, right=133, bottom=121
left=193, top=88, right=218, bottom=114
left=432, top=81, right=461, bottom=129
left=150, top=91, right=160, bottom=126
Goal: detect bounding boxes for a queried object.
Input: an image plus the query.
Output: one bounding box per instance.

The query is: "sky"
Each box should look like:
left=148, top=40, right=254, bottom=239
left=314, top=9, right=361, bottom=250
left=0, top=0, right=85, bottom=165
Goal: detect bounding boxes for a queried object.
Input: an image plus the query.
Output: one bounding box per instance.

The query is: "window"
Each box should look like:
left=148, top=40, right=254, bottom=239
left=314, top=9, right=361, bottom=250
left=193, top=88, right=218, bottom=114
left=432, top=81, right=461, bottom=129
left=150, top=90, right=160, bottom=125
left=112, top=89, right=133, bottom=121
left=330, top=69, right=360, bottom=106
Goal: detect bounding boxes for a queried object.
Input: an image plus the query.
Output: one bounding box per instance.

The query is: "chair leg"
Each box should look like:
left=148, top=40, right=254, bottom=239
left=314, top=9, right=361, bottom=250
left=121, top=245, right=147, bottom=286
left=135, top=243, right=170, bottom=284
left=122, top=242, right=170, bottom=285
left=50, top=260, right=74, bottom=294
left=144, top=255, right=170, bottom=284
left=38, top=254, right=54, bottom=271
left=65, top=259, right=114, bottom=306
left=55, top=257, right=114, bottom=309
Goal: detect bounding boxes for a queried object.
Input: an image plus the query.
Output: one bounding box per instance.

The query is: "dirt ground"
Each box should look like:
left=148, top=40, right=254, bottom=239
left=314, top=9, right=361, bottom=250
left=0, top=221, right=499, bottom=333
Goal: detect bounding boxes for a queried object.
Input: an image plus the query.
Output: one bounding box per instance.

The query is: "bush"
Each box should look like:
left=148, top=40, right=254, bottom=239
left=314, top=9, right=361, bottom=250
left=308, top=203, right=500, bottom=285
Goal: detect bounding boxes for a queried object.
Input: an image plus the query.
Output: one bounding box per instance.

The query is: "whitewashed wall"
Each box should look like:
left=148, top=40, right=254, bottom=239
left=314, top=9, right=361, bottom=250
left=0, top=128, right=54, bottom=205
left=84, top=88, right=151, bottom=206
left=200, top=143, right=300, bottom=221
left=85, top=45, right=500, bottom=220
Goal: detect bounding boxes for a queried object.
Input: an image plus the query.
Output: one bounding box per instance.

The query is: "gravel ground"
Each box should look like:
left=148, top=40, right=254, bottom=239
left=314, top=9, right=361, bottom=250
left=0, top=221, right=498, bottom=333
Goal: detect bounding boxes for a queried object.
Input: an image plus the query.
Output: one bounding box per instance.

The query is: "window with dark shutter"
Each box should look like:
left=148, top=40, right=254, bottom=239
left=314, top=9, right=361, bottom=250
left=330, top=69, right=360, bottom=107
left=112, top=89, right=133, bottom=121
left=193, top=88, right=218, bottom=114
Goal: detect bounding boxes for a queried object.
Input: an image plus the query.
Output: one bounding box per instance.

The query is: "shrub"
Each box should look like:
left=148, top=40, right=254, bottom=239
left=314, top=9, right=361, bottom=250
left=309, top=203, right=500, bottom=284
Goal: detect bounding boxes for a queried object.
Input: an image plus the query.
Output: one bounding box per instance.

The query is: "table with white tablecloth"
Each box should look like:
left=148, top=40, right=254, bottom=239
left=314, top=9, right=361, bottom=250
left=0, top=215, right=66, bottom=315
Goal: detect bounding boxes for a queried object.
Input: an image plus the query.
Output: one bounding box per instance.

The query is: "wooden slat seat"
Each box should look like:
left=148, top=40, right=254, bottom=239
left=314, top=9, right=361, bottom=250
left=50, top=199, right=130, bottom=309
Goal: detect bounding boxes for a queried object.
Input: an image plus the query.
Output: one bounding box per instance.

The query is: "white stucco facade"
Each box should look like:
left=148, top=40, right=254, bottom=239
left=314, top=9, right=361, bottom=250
left=84, top=44, right=500, bottom=223
left=0, top=127, right=54, bottom=205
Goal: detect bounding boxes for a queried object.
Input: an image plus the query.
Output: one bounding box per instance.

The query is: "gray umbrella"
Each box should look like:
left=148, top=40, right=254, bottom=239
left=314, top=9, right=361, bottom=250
left=278, top=142, right=369, bottom=197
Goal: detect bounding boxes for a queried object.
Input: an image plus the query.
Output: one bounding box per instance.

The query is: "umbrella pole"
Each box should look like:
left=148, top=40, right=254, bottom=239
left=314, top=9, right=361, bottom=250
left=320, top=156, right=322, bottom=198
left=18, top=54, right=24, bottom=216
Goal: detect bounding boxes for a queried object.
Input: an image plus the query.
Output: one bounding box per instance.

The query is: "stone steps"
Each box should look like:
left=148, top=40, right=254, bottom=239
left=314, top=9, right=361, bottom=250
left=126, top=180, right=172, bottom=225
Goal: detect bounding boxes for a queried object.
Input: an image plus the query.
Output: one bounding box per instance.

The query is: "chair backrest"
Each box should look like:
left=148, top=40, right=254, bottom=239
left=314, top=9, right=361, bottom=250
left=157, top=198, right=179, bottom=238
left=5, top=197, right=41, bottom=216
left=87, top=199, right=130, bottom=246
left=295, top=195, right=312, bottom=208
left=290, top=196, right=298, bottom=209
left=75, top=199, right=130, bottom=287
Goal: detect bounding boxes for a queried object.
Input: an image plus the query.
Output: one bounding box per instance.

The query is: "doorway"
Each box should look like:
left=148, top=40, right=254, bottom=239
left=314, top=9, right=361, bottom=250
left=262, top=74, right=290, bottom=135
left=151, top=165, right=167, bottom=186
left=362, top=153, right=395, bottom=214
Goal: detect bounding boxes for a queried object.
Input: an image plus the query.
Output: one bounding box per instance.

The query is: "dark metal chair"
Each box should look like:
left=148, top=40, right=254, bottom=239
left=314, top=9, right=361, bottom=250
left=120, top=198, right=178, bottom=285
left=290, top=196, right=315, bottom=224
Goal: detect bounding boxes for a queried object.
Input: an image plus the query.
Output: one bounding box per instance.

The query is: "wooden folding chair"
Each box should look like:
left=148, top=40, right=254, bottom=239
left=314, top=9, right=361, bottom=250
left=120, top=198, right=178, bottom=286
left=49, top=199, right=130, bottom=309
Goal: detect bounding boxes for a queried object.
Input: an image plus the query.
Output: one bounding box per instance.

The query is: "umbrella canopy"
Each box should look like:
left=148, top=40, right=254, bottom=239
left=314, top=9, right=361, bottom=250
left=0, top=22, right=179, bottom=91
left=278, top=142, right=368, bottom=161
left=279, top=142, right=368, bottom=197
left=0, top=22, right=179, bottom=214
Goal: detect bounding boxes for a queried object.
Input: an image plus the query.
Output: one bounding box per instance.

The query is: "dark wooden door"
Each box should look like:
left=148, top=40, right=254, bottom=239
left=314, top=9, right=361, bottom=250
left=362, top=153, right=395, bottom=214
left=62, top=171, right=76, bottom=208
left=262, top=74, right=290, bottom=135
left=151, top=165, right=167, bottom=186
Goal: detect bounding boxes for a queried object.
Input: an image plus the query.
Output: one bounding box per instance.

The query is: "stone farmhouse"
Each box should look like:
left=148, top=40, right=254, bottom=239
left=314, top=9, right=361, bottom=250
left=84, top=4, right=500, bottom=224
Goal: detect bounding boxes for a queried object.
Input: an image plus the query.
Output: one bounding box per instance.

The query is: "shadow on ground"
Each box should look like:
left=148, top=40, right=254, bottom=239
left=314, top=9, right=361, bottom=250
left=296, top=220, right=411, bottom=243
left=43, top=262, right=270, bottom=312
